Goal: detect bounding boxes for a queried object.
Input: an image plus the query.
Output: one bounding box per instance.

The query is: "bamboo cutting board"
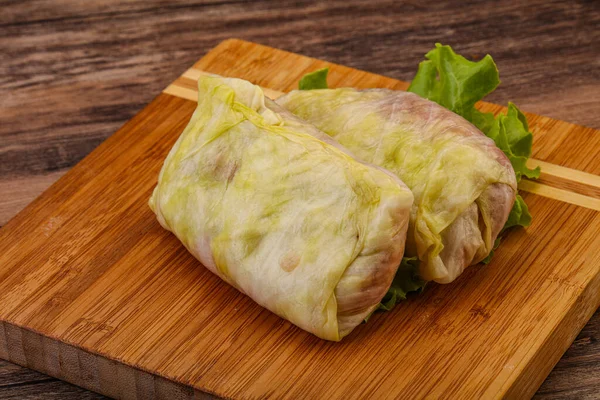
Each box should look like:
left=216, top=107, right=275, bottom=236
left=1, top=39, right=600, bottom=400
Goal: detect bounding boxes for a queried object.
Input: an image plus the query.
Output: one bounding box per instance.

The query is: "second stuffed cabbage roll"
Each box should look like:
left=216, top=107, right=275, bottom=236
left=278, top=89, right=517, bottom=284
left=149, top=75, right=414, bottom=341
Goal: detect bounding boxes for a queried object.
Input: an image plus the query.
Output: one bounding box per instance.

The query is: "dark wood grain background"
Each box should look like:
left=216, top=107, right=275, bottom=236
left=1, top=0, right=598, bottom=398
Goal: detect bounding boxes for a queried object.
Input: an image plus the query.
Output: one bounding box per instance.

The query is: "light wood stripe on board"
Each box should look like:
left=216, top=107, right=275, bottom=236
left=527, top=159, right=600, bottom=189
left=518, top=180, right=600, bottom=211
left=163, top=84, right=197, bottom=102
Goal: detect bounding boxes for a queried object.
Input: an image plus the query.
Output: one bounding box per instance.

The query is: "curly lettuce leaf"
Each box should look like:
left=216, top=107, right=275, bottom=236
left=480, top=103, right=540, bottom=181
left=408, top=44, right=538, bottom=259
left=504, top=194, right=533, bottom=229
left=408, top=44, right=499, bottom=118
left=379, top=257, right=426, bottom=310
left=408, top=43, right=540, bottom=183
left=299, top=68, right=329, bottom=90
left=365, top=257, right=426, bottom=321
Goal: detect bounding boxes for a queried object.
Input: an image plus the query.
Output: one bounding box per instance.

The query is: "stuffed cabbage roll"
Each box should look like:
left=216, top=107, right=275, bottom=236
left=277, top=89, right=517, bottom=284
left=149, top=75, right=414, bottom=341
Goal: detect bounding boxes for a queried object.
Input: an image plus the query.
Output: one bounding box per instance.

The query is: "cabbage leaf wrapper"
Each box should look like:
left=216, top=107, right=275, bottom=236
left=278, top=89, right=517, bottom=283
left=149, top=75, right=414, bottom=341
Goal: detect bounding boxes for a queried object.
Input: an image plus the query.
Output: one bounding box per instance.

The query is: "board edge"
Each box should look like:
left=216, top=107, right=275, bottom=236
left=0, top=321, right=219, bottom=400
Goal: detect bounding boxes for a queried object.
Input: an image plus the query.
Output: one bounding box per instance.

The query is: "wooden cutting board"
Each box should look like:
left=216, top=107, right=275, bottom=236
left=1, top=39, right=599, bottom=400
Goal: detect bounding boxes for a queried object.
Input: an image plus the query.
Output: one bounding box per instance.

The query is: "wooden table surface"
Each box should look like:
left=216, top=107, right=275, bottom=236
left=1, top=1, right=598, bottom=398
